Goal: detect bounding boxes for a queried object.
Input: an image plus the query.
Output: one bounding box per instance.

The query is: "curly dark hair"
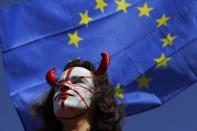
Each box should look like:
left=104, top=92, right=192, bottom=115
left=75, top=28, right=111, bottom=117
left=31, top=59, right=125, bottom=131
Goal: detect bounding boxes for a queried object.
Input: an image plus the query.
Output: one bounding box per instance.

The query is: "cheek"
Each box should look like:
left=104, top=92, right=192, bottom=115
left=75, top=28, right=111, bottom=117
left=63, top=95, right=83, bottom=107
left=68, top=87, right=94, bottom=108
left=72, top=87, right=93, bottom=100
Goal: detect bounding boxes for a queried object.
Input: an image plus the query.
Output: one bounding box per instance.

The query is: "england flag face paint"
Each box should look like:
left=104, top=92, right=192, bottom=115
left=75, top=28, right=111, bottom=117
left=53, top=67, right=94, bottom=119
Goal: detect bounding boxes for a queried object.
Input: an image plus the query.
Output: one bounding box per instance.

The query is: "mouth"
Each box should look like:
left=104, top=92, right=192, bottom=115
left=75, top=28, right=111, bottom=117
left=60, top=92, right=73, bottom=99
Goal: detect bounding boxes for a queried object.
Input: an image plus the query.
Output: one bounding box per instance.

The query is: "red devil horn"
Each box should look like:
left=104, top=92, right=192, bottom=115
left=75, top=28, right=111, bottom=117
left=46, top=67, right=58, bottom=87
left=95, top=52, right=110, bottom=75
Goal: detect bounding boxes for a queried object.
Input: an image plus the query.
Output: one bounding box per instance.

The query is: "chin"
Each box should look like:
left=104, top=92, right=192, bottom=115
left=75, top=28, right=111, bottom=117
left=55, top=106, right=87, bottom=119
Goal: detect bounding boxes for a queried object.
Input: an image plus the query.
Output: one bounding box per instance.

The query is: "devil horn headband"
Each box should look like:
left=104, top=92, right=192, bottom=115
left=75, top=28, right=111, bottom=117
left=95, top=52, right=110, bottom=75
left=46, top=52, right=110, bottom=87
left=46, top=67, right=58, bottom=87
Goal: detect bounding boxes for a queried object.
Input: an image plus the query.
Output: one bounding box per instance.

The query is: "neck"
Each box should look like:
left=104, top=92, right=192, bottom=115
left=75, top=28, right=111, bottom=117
left=61, top=110, right=93, bottom=131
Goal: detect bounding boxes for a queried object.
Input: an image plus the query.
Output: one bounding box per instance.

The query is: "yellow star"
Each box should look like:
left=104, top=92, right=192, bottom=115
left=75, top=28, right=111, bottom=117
left=95, top=0, right=108, bottom=13
left=135, top=73, right=152, bottom=90
left=79, top=10, right=93, bottom=27
left=156, top=14, right=171, bottom=28
left=67, top=30, right=83, bottom=48
left=136, top=2, right=154, bottom=17
left=154, top=53, right=172, bottom=69
left=69, top=56, right=80, bottom=63
left=115, top=0, right=131, bottom=13
left=114, top=83, right=126, bottom=99
left=161, top=33, right=177, bottom=48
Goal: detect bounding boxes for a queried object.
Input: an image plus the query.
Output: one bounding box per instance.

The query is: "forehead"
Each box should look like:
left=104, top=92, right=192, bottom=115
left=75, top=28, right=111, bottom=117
left=59, top=67, right=92, bottom=79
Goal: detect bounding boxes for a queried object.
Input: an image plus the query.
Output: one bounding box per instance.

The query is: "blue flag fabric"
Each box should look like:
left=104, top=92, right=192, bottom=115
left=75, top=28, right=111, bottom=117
left=1, top=0, right=197, bottom=130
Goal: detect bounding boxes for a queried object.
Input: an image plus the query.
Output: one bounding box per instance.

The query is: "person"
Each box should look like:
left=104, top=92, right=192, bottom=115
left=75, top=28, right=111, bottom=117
left=31, top=52, right=125, bottom=131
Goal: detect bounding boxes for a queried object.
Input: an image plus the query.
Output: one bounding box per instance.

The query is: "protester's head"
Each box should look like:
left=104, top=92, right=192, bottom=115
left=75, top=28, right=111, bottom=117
left=53, top=66, right=95, bottom=119
left=31, top=53, right=125, bottom=131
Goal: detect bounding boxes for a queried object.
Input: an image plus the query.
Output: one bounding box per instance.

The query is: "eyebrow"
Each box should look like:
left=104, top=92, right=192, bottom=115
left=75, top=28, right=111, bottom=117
left=72, top=76, right=92, bottom=83
left=67, top=81, right=94, bottom=94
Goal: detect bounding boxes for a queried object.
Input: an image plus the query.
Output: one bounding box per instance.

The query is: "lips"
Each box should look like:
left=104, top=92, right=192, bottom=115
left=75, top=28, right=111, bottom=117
left=60, top=92, right=73, bottom=99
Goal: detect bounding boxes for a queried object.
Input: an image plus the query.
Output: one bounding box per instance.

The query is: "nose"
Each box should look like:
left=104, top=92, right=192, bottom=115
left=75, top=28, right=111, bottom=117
left=60, top=82, right=70, bottom=91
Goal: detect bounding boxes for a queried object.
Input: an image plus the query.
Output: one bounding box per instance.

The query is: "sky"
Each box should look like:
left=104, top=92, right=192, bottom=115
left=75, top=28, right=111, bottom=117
left=0, top=0, right=197, bottom=131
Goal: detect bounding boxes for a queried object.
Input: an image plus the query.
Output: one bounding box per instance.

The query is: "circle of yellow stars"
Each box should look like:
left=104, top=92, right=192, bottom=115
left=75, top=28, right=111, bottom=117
left=64, top=1, right=179, bottom=99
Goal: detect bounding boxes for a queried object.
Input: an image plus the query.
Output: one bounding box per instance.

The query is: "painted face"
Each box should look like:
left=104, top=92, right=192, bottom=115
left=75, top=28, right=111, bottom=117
left=53, top=67, right=94, bottom=119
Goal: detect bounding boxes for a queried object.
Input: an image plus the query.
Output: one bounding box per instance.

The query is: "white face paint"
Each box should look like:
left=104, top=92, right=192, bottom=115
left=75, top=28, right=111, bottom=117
left=53, top=67, right=94, bottom=119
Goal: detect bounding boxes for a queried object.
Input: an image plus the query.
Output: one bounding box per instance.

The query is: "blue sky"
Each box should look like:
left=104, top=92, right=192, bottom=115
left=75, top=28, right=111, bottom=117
left=0, top=1, right=197, bottom=131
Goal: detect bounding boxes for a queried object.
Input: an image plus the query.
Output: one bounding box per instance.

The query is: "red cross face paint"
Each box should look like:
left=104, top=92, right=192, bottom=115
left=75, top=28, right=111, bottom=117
left=53, top=67, right=94, bottom=119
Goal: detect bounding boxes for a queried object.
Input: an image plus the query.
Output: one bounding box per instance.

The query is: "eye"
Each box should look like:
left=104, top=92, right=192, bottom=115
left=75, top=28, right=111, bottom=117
left=72, top=77, right=84, bottom=84
left=73, top=80, right=84, bottom=84
left=57, top=80, right=65, bottom=84
left=78, top=80, right=84, bottom=83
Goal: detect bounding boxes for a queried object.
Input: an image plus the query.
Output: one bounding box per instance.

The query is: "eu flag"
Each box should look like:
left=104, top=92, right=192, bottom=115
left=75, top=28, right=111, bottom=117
left=0, top=0, right=197, bottom=130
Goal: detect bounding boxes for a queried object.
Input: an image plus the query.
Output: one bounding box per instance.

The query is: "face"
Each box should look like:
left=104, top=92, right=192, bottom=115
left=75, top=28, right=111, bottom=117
left=53, top=67, right=94, bottom=119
